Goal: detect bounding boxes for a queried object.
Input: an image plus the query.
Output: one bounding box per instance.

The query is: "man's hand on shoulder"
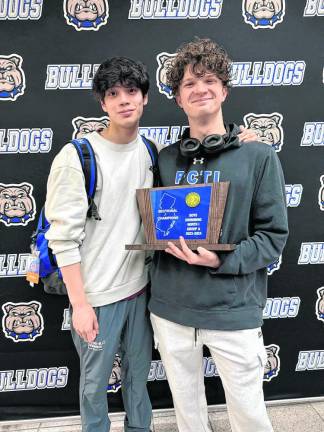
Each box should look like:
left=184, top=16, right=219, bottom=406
left=165, top=236, right=221, bottom=268
left=72, top=302, right=99, bottom=343
left=238, top=125, right=258, bottom=142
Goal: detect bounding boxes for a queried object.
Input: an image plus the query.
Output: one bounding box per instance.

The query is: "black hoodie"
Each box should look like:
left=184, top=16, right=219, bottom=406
left=148, top=123, right=289, bottom=330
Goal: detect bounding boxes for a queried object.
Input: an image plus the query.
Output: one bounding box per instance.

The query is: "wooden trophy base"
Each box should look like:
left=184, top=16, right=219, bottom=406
left=125, top=243, right=236, bottom=251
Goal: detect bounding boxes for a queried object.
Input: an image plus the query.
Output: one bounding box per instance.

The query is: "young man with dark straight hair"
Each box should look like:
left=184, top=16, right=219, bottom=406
left=149, top=38, right=288, bottom=432
left=45, top=53, right=258, bottom=432
left=45, top=57, right=153, bottom=432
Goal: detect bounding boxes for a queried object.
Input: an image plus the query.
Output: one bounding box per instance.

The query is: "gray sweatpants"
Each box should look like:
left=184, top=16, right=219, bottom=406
left=71, top=292, right=152, bottom=432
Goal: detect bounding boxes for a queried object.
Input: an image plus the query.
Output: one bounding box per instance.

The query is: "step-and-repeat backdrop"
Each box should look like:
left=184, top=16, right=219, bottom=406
left=1, top=0, right=323, bottom=421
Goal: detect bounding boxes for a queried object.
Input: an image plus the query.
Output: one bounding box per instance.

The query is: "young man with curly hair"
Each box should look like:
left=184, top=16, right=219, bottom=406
left=149, top=39, right=288, bottom=432
left=45, top=57, right=154, bottom=432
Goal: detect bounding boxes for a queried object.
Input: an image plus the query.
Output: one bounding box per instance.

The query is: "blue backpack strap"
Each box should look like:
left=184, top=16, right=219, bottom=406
left=32, top=206, right=57, bottom=276
left=141, top=135, right=160, bottom=187
left=71, top=138, right=101, bottom=220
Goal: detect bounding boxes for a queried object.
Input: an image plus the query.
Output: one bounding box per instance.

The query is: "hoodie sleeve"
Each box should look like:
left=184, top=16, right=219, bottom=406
left=210, top=148, right=288, bottom=276
left=44, top=144, right=88, bottom=268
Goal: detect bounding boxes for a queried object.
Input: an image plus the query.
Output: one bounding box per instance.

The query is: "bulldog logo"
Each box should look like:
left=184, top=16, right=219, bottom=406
left=264, top=344, right=280, bottom=381
left=267, top=255, right=282, bottom=275
left=318, top=176, right=324, bottom=211
left=0, top=54, right=25, bottom=101
left=156, top=52, right=177, bottom=99
left=107, top=354, right=121, bottom=393
left=63, top=0, right=109, bottom=31
left=2, top=301, right=44, bottom=342
left=242, top=0, right=285, bottom=29
left=72, top=116, right=109, bottom=139
left=243, top=113, right=284, bottom=151
left=315, top=287, right=324, bottom=322
left=0, top=183, right=36, bottom=226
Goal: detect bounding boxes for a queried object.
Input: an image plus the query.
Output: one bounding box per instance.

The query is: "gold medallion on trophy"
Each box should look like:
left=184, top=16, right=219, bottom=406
left=185, top=192, right=200, bottom=208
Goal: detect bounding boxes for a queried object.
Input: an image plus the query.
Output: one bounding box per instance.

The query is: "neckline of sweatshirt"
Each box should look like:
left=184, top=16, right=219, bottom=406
left=91, top=131, right=139, bottom=152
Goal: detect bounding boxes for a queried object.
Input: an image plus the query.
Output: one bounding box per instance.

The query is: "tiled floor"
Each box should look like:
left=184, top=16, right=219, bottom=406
left=1, top=401, right=324, bottom=432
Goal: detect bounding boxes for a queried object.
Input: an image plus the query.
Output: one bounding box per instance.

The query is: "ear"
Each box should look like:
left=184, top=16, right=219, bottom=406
left=74, top=119, right=84, bottom=129
left=100, top=99, right=108, bottom=114
left=221, top=85, right=228, bottom=103
left=244, top=114, right=257, bottom=127
left=9, top=56, right=20, bottom=67
left=175, top=92, right=182, bottom=108
left=272, top=114, right=280, bottom=125
left=30, top=303, right=39, bottom=312
left=158, top=54, right=169, bottom=64
left=21, top=184, right=31, bottom=194
left=143, top=93, right=148, bottom=106
left=4, top=304, right=14, bottom=313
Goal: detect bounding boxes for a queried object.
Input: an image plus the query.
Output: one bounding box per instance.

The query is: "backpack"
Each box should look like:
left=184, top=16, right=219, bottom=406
left=32, top=135, right=159, bottom=295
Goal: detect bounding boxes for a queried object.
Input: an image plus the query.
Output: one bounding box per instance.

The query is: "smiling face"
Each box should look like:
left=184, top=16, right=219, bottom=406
left=100, top=85, right=148, bottom=130
left=176, top=66, right=227, bottom=122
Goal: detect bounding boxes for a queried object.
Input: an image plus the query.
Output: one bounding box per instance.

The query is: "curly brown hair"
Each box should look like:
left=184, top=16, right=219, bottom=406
left=166, top=38, right=232, bottom=96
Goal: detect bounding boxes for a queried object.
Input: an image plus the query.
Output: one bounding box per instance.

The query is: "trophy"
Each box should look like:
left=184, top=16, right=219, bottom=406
left=126, top=182, right=235, bottom=251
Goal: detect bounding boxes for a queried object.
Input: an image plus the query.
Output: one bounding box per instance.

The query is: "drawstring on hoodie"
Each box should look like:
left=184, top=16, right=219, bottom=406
left=194, top=328, right=199, bottom=346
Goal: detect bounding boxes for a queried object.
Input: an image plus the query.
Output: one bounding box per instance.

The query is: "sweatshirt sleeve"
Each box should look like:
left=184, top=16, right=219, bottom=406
left=44, top=145, right=88, bottom=268
left=210, top=148, right=288, bottom=276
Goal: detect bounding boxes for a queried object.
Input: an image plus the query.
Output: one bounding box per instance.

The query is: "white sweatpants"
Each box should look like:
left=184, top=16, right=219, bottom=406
left=150, top=313, right=273, bottom=432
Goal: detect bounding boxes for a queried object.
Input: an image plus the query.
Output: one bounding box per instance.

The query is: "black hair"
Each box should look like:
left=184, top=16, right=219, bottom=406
left=92, top=56, right=149, bottom=101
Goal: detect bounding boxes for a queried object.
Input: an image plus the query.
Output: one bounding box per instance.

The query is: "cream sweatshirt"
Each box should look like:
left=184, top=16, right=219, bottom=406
left=45, top=131, right=156, bottom=307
